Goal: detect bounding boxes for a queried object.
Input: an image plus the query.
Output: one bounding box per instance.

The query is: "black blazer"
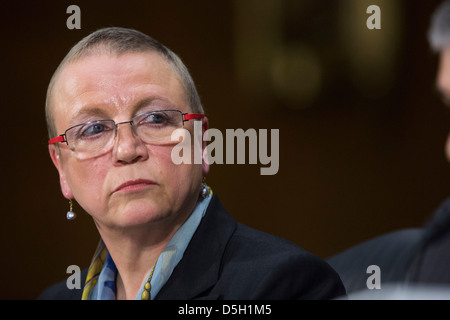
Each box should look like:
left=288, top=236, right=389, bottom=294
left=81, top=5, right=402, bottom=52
left=39, top=194, right=346, bottom=300
left=327, top=228, right=424, bottom=294
left=327, top=197, right=450, bottom=295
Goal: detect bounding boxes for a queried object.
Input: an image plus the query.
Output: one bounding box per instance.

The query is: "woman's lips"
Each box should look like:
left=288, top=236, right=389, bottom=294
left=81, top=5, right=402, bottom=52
left=113, top=179, right=156, bottom=193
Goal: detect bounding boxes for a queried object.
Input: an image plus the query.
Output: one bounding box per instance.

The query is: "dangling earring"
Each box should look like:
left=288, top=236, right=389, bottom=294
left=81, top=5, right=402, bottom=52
left=66, top=199, right=77, bottom=221
left=200, top=178, right=210, bottom=199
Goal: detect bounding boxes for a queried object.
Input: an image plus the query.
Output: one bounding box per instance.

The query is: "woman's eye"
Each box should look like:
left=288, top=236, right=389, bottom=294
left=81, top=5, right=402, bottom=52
left=81, top=123, right=107, bottom=137
left=135, top=111, right=179, bottom=128
left=144, top=113, right=166, bottom=124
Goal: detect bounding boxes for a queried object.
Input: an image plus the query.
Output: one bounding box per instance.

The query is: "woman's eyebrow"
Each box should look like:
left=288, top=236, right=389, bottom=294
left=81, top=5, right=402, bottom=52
left=69, top=96, right=178, bottom=126
left=70, top=107, right=110, bottom=126
left=133, top=96, right=176, bottom=113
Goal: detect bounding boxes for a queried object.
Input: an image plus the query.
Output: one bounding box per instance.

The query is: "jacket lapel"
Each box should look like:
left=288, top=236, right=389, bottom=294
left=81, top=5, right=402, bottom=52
left=155, top=194, right=237, bottom=300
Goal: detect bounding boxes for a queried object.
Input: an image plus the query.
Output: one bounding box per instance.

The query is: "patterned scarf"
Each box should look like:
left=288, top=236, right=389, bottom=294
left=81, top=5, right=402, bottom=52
left=81, top=240, right=108, bottom=300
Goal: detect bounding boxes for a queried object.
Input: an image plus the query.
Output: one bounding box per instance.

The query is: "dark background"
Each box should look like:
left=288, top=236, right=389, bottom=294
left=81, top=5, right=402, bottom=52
left=1, top=0, right=449, bottom=299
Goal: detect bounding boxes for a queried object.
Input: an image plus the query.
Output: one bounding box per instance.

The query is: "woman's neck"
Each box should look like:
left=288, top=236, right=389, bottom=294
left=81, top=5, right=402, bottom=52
left=95, top=210, right=190, bottom=300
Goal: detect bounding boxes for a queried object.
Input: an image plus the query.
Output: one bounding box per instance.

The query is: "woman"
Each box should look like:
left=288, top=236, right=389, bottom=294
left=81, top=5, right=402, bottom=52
left=39, top=27, right=345, bottom=300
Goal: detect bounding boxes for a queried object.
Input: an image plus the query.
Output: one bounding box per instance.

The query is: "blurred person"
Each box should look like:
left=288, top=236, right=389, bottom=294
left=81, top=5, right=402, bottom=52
left=327, top=0, right=450, bottom=298
left=38, top=27, right=345, bottom=300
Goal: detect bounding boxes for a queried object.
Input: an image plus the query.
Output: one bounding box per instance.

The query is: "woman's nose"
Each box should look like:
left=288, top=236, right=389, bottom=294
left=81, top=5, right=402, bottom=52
left=112, top=122, right=149, bottom=164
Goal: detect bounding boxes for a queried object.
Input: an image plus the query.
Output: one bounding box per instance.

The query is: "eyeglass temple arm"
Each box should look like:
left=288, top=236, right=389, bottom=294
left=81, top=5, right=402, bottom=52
left=183, top=113, right=204, bottom=121
left=48, top=135, right=66, bottom=145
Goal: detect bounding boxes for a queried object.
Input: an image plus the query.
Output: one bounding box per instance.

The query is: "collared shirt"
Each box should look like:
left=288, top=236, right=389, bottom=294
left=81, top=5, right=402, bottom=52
left=87, top=191, right=212, bottom=300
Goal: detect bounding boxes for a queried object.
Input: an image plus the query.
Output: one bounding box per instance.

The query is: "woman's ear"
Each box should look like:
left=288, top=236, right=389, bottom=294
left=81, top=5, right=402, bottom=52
left=49, top=145, right=73, bottom=199
left=201, top=117, right=210, bottom=176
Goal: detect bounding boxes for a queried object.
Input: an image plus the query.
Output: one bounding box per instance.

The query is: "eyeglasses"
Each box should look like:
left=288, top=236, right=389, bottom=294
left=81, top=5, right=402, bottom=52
left=48, top=110, right=204, bottom=158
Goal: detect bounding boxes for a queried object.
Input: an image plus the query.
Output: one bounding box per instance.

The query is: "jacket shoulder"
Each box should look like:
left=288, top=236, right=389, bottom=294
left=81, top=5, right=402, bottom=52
left=219, top=223, right=346, bottom=299
left=38, top=268, right=87, bottom=300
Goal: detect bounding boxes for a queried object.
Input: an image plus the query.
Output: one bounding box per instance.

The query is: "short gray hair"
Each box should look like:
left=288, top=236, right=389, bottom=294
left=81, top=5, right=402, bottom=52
left=429, top=1, right=450, bottom=51
left=45, top=27, right=203, bottom=139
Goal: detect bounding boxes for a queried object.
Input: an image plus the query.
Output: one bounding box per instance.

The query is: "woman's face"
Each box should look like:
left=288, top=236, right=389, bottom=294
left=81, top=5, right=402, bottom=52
left=49, top=51, right=208, bottom=230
